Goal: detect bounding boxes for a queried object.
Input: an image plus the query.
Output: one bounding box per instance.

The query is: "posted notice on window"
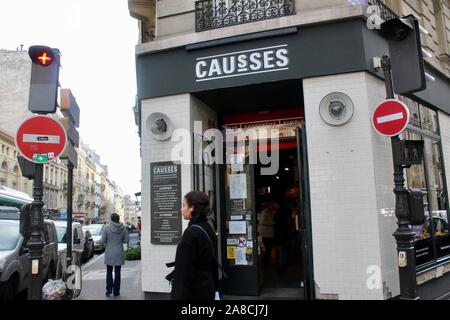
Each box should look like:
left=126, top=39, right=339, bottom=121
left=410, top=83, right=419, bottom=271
left=229, top=173, right=247, bottom=199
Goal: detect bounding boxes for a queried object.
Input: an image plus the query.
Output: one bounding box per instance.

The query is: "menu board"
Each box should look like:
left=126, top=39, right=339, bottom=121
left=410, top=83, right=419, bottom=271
left=150, top=161, right=182, bottom=244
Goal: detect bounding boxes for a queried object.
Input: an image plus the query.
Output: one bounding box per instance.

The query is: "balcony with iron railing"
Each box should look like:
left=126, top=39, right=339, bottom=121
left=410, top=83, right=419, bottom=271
left=367, top=0, right=398, bottom=21
left=195, top=0, right=296, bottom=32
left=194, top=0, right=399, bottom=33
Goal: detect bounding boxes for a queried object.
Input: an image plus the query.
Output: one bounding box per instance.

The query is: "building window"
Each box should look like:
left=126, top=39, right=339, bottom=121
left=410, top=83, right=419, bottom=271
left=13, top=166, right=19, bottom=175
left=1, top=161, right=8, bottom=171
left=402, top=98, right=449, bottom=268
left=6, top=147, right=9, bottom=156
left=0, top=179, right=5, bottom=186
left=433, top=0, right=450, bottom=58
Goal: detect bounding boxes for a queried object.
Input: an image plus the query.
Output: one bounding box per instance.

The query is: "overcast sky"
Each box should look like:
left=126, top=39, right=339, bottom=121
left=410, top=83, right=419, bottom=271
left=0, top=1, right=141, bottom=197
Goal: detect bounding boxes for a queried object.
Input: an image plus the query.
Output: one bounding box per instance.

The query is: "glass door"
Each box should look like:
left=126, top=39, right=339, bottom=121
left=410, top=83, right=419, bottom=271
left=296, top=123, right=315, bottom=300
left=220, top=144, right=259, bottom=296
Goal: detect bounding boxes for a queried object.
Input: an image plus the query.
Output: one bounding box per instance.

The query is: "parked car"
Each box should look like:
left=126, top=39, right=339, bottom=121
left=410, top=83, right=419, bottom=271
left=81, top=229, right=95, bottom=262
left=82, top=224, right=105, bottom=253
left=53, top=220, right=85, bottom=279
left=0, top=206, right=58, bottom=300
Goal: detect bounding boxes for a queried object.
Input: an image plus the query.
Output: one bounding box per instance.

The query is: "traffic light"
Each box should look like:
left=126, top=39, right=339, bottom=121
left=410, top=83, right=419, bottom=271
left=380, top=15, right=426, bottom=95
left=392, top=139, right=424, bottom=168
left=17, top=155, right=37, bottom=180
left=401, top=140, right=424, bottom=167
left=409, top=188, right=425, bottom=226
left=28, top=45, right=60, bottom=114
left=59, top=88, right=80, bottom=168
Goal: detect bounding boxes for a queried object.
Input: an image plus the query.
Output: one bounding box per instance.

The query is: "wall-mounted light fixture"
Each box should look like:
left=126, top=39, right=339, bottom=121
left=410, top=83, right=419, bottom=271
left=147, top=112, right=173, bottom=141
left=319, top=92, right=354, bottom=126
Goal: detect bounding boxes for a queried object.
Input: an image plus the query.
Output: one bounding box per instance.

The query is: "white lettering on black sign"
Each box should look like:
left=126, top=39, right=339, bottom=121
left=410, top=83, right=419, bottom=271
left=151, top=162, right=182, bottom=245
left=195, top=44, right=289, bottom=82
left=153, top=165, right=178, bottom=175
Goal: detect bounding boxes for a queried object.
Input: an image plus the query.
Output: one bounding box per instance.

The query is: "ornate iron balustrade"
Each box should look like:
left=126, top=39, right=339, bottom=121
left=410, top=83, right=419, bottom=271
left=195, top=0, right=296, bottom=32
left=368, top=0, right=399, bottom=21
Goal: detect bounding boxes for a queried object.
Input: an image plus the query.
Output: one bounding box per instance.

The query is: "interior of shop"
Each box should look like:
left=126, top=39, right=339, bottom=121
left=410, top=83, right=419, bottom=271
left=255, top=147, right=303, bottom=291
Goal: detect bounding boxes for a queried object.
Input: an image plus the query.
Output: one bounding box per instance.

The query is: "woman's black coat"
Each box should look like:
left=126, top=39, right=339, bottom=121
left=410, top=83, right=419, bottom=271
left=171, top=215, right=219, bottom=300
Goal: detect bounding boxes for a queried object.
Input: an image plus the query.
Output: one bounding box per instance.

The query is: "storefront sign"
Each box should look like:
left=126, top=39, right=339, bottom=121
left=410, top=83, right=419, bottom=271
left=225, top=118, right=303, bottom=139
left=150, top=161, right=182, bottom=244
left=195, top=44, right=289, bottom=82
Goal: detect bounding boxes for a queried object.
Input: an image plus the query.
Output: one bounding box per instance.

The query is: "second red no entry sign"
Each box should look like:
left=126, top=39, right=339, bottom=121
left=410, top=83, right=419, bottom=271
left=372, top=99, right=410, bottom=137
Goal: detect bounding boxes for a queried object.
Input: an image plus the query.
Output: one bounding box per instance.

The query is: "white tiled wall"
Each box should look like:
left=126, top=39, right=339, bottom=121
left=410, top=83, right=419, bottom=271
left=140, top=93, right=217, bottom=294
left=303, top=72, right=398, bottom=300
left=141, top=94, right=191, bottom=293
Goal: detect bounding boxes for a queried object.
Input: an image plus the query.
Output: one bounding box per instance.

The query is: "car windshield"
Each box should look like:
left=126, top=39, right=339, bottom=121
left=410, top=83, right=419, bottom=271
left=84, top=227, right=102, bottom=236
left=56, top=226, right=67, bottom=243
left=0, top=220, right=20, bottom=251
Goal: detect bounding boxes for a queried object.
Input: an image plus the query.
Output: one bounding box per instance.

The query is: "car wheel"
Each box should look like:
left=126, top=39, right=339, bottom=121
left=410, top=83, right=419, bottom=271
left=0, top=276, right=19, bottom=300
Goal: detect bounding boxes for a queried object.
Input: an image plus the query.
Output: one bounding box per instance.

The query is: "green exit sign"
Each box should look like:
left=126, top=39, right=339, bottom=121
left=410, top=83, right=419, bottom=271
left=33, top=154, right=49, bottom=163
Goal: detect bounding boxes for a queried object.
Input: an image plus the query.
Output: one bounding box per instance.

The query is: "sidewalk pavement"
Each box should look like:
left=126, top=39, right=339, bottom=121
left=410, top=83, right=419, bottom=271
left=74, top=253, right=144, bottom=300
left=74, top=255, right=449, bottom=300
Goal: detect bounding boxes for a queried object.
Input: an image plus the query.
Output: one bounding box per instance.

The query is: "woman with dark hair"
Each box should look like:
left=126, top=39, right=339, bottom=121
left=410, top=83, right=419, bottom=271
left=171, top=191, right=219, bottom=300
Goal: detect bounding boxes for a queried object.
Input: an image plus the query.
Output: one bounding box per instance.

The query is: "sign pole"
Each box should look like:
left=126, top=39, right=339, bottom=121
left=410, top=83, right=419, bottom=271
left=64, top=162, right=74, bottom=297
left=15, top=116, right=68, bottom=300
left=27, top=163, right=45, bottom=300
left=381, top=54, right=419, bottom=300
left=66, top=162, right=73, bottom=267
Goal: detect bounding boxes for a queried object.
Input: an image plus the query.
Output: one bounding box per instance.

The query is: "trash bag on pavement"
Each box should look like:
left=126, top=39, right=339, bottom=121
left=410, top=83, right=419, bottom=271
left=42, top=279, right=67, bottom=300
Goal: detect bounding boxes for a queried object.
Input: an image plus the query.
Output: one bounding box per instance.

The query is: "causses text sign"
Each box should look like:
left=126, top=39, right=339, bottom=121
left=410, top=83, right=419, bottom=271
left=195, top=44, right=289, bottom=82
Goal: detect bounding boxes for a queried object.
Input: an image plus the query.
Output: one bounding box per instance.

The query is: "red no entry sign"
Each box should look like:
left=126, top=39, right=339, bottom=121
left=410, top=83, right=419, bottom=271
left=15, top=116, right=67, bottom=164
left=372, top=99, right=410, bottom=137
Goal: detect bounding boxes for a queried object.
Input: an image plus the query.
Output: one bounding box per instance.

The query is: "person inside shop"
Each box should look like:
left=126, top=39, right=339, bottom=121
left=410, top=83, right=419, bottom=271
left=273, top=202, right=292, bottom=272
left=170, top=191, right=220, bottom=300
left=257, top=201, right=277, bottom=267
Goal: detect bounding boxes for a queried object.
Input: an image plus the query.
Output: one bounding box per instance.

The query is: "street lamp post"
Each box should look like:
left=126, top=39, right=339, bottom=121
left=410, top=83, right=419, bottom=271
left=381, top=54, right=419, bottom=300
left=27, top=164, right=45, bottom=300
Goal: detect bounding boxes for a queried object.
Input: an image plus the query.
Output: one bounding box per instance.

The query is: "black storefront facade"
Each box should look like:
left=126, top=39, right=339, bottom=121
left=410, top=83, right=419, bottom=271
left=136, top=17, right=450, bottom=300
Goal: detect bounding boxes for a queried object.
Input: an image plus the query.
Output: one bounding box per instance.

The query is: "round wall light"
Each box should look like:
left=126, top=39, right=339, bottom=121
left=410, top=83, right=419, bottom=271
left=319, top=92, right=354, bottom=126
left=147, top=112, right=173, bottom=141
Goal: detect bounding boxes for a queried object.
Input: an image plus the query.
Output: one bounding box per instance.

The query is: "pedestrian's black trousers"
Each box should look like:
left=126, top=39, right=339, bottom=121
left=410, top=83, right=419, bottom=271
left=106, top=265, right=121, bottom=296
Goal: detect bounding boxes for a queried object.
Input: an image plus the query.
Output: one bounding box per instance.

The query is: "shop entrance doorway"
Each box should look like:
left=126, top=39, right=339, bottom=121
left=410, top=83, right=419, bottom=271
left=217, top=109, right=313, bottom=299
left=255, top=146, right=304, bottom=296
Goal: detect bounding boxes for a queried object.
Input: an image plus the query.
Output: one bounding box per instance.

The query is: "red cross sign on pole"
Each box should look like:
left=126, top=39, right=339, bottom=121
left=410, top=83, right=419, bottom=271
left=372, top=99, right=410, bottom=137
left=15, top=116, right=67, bottom=164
